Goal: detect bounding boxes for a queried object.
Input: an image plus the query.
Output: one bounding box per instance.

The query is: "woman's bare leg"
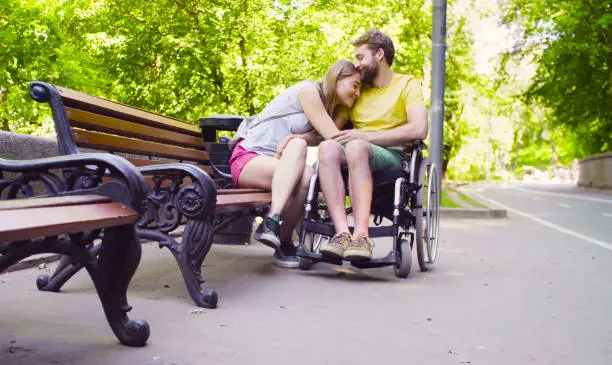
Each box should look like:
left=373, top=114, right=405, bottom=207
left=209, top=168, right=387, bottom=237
left=236, top=156, right=277, bottom=190
left=237, top=138, right=309, bottom=233
left=268, top=138, right=309, bottom=216
left=279, top=165, right=314, bottom=242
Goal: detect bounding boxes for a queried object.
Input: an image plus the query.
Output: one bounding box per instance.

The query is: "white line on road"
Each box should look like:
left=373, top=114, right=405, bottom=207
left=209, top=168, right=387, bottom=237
left=477, top=194, right=612, bottom=252
left=602, top=213, right=612, bottom=218
left=558, top=203, right=571, bottom=208
left=508, top=187, right=612, bottom=204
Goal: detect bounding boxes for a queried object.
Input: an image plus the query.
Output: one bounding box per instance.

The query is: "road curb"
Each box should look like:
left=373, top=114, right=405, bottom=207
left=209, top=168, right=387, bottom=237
left=441, top=207, right=507, bottom=219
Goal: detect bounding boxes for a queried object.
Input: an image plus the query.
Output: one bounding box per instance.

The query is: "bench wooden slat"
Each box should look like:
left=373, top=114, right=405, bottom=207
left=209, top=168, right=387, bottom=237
left=217, top=189, right=267, bottom=195
left=0, top=195, right=110, bottom=211
left=67, top=108, right=205, bottom=150
left=215, top=192, right=272, bottom=213
left=127, top=157, right=186, bottom=168
left=57, top=86, right=201, bottom=135
left=126, top=158, right=212, bottom=174
left=0, top=202, right=137, bottom=242
left=72, top=129, right=209, bottom=163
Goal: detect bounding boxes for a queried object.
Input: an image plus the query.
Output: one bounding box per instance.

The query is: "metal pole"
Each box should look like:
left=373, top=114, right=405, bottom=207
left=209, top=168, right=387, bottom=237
left=430, top=0, right=447, bottom=177
left=487, top=98, right=492, bottom=182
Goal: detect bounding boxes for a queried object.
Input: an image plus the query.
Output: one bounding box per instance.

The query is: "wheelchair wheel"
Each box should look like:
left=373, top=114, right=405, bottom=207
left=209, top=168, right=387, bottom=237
left=415, top=158, right=440, bottom=271
left=394, top=239, right=412, bottom=278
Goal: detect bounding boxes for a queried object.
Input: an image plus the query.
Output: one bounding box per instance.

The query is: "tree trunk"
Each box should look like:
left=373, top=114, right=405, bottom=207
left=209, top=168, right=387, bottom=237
left=549, top=139, right=558, bottom=170
left=511, top=129, right=521, bottom=171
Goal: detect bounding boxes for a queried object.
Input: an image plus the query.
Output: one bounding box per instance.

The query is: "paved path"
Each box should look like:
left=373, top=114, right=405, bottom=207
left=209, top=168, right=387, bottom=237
left=1, top=198, right=611, bottom=364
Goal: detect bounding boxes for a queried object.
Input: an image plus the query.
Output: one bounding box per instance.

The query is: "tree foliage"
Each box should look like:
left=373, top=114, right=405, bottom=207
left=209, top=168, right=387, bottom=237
left=501, top=0, right=611, bottom=156
left=2, top=0, right=480, bottom=177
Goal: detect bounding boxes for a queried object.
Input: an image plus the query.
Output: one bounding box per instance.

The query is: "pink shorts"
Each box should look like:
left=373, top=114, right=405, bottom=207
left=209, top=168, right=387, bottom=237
left=229, top=140, right=260, bottom=186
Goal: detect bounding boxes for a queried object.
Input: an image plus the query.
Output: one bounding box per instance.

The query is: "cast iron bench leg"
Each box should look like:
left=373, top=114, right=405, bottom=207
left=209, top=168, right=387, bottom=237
left=172, top=219, right=218, bottom=308
left=86, top=224, right=150, bottom=347
left=37, top=244, right=102, bottom=292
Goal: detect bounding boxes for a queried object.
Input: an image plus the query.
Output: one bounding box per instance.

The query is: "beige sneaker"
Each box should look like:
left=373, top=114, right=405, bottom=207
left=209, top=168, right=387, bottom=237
left=343, top=234, right=373, bottom=261
left=319, top=232, right=352, bottom=258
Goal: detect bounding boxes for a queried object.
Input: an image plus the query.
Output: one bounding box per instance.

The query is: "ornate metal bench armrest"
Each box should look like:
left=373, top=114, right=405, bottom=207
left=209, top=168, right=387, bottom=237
left=0, top=153, right=149, bottom=213
left=138, top=163, right=217, bottom=219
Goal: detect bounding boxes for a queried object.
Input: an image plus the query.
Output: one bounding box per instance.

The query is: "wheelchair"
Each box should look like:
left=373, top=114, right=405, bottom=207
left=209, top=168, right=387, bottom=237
left=296, top=139, right=441, bottom=277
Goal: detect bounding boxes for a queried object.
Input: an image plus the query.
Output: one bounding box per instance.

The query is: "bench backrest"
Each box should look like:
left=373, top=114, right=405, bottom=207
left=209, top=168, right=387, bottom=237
left=30, top=82, right=210, bottom=171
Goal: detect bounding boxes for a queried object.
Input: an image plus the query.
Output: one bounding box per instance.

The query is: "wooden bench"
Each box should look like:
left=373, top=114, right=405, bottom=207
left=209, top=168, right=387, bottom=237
left=29, top=81, right=272, bottom=309
left=0, top=153, right=150, bottom=347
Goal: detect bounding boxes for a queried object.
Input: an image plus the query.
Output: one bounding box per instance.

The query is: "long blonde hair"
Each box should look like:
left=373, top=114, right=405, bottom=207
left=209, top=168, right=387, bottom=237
left=318, top=60, right=360, bottom=117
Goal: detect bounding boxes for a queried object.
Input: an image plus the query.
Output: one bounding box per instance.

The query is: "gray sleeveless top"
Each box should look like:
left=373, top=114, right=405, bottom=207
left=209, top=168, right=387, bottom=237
left=230, top=81, right=317, bottom=156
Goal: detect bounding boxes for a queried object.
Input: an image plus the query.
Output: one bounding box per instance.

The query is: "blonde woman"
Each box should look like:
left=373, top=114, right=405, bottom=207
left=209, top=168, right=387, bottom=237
left=229, top=60, right=361, bottom=268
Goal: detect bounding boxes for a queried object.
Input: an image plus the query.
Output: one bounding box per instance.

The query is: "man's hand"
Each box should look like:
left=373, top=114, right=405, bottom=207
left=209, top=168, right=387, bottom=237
left=332, top=129, right=370, bottom=144
left=276, top=134, right=303, bottom=158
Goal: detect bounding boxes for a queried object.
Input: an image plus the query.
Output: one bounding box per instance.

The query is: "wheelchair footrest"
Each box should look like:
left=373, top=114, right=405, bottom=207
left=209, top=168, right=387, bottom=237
left=296, top=245, right=343, bottom=265
left=350, top=251, right=397, bottom=269
left=297, top=246, right=398, bottom=268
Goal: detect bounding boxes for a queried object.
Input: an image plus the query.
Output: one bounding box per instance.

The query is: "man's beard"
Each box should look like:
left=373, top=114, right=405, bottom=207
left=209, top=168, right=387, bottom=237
left=361, top=62, right=379, bottom=86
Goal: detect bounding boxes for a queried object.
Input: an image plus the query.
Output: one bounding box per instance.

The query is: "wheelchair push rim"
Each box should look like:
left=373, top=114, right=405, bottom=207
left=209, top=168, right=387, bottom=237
left=425, top=162, right=441, bottom=263
left=415, top=158, right=441, bottom=271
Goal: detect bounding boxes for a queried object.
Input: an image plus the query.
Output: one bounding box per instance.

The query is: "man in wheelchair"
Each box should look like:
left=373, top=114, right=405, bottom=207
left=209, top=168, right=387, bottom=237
left=297, top=30, right=431, bottom=274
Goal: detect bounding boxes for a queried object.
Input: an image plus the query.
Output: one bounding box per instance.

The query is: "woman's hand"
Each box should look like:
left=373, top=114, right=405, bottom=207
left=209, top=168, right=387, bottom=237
left=276, top=134, right=303, bottom=158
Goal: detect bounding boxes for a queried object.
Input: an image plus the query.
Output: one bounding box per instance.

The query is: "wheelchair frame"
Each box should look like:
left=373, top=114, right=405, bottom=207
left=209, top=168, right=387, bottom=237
left=296, top=139, right=441, bottom=277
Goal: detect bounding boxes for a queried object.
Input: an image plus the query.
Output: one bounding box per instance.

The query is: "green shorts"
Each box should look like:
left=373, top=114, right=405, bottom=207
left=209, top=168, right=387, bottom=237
left=341, top=143, right=404, bottom=171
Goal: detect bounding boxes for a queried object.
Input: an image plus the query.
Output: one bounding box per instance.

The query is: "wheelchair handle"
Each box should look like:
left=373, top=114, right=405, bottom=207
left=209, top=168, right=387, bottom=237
left=409, top=139, right=426, bottom=150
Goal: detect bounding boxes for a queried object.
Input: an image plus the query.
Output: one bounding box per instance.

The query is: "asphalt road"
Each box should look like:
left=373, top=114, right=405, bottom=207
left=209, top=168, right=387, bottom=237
left=470, top=182, right=612, bottom=250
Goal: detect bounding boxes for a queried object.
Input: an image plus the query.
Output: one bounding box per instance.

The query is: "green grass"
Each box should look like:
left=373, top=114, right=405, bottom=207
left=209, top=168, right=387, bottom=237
left=446, top=186, right=487, bottom=208
left=343, top=187, right=464, bottom=208
left=441, top=189, right=461, bottom=208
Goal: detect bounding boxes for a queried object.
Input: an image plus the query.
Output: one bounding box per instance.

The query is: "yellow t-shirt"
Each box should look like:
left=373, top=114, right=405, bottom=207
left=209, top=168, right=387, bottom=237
left=349, top=73, right=425, bottom=132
